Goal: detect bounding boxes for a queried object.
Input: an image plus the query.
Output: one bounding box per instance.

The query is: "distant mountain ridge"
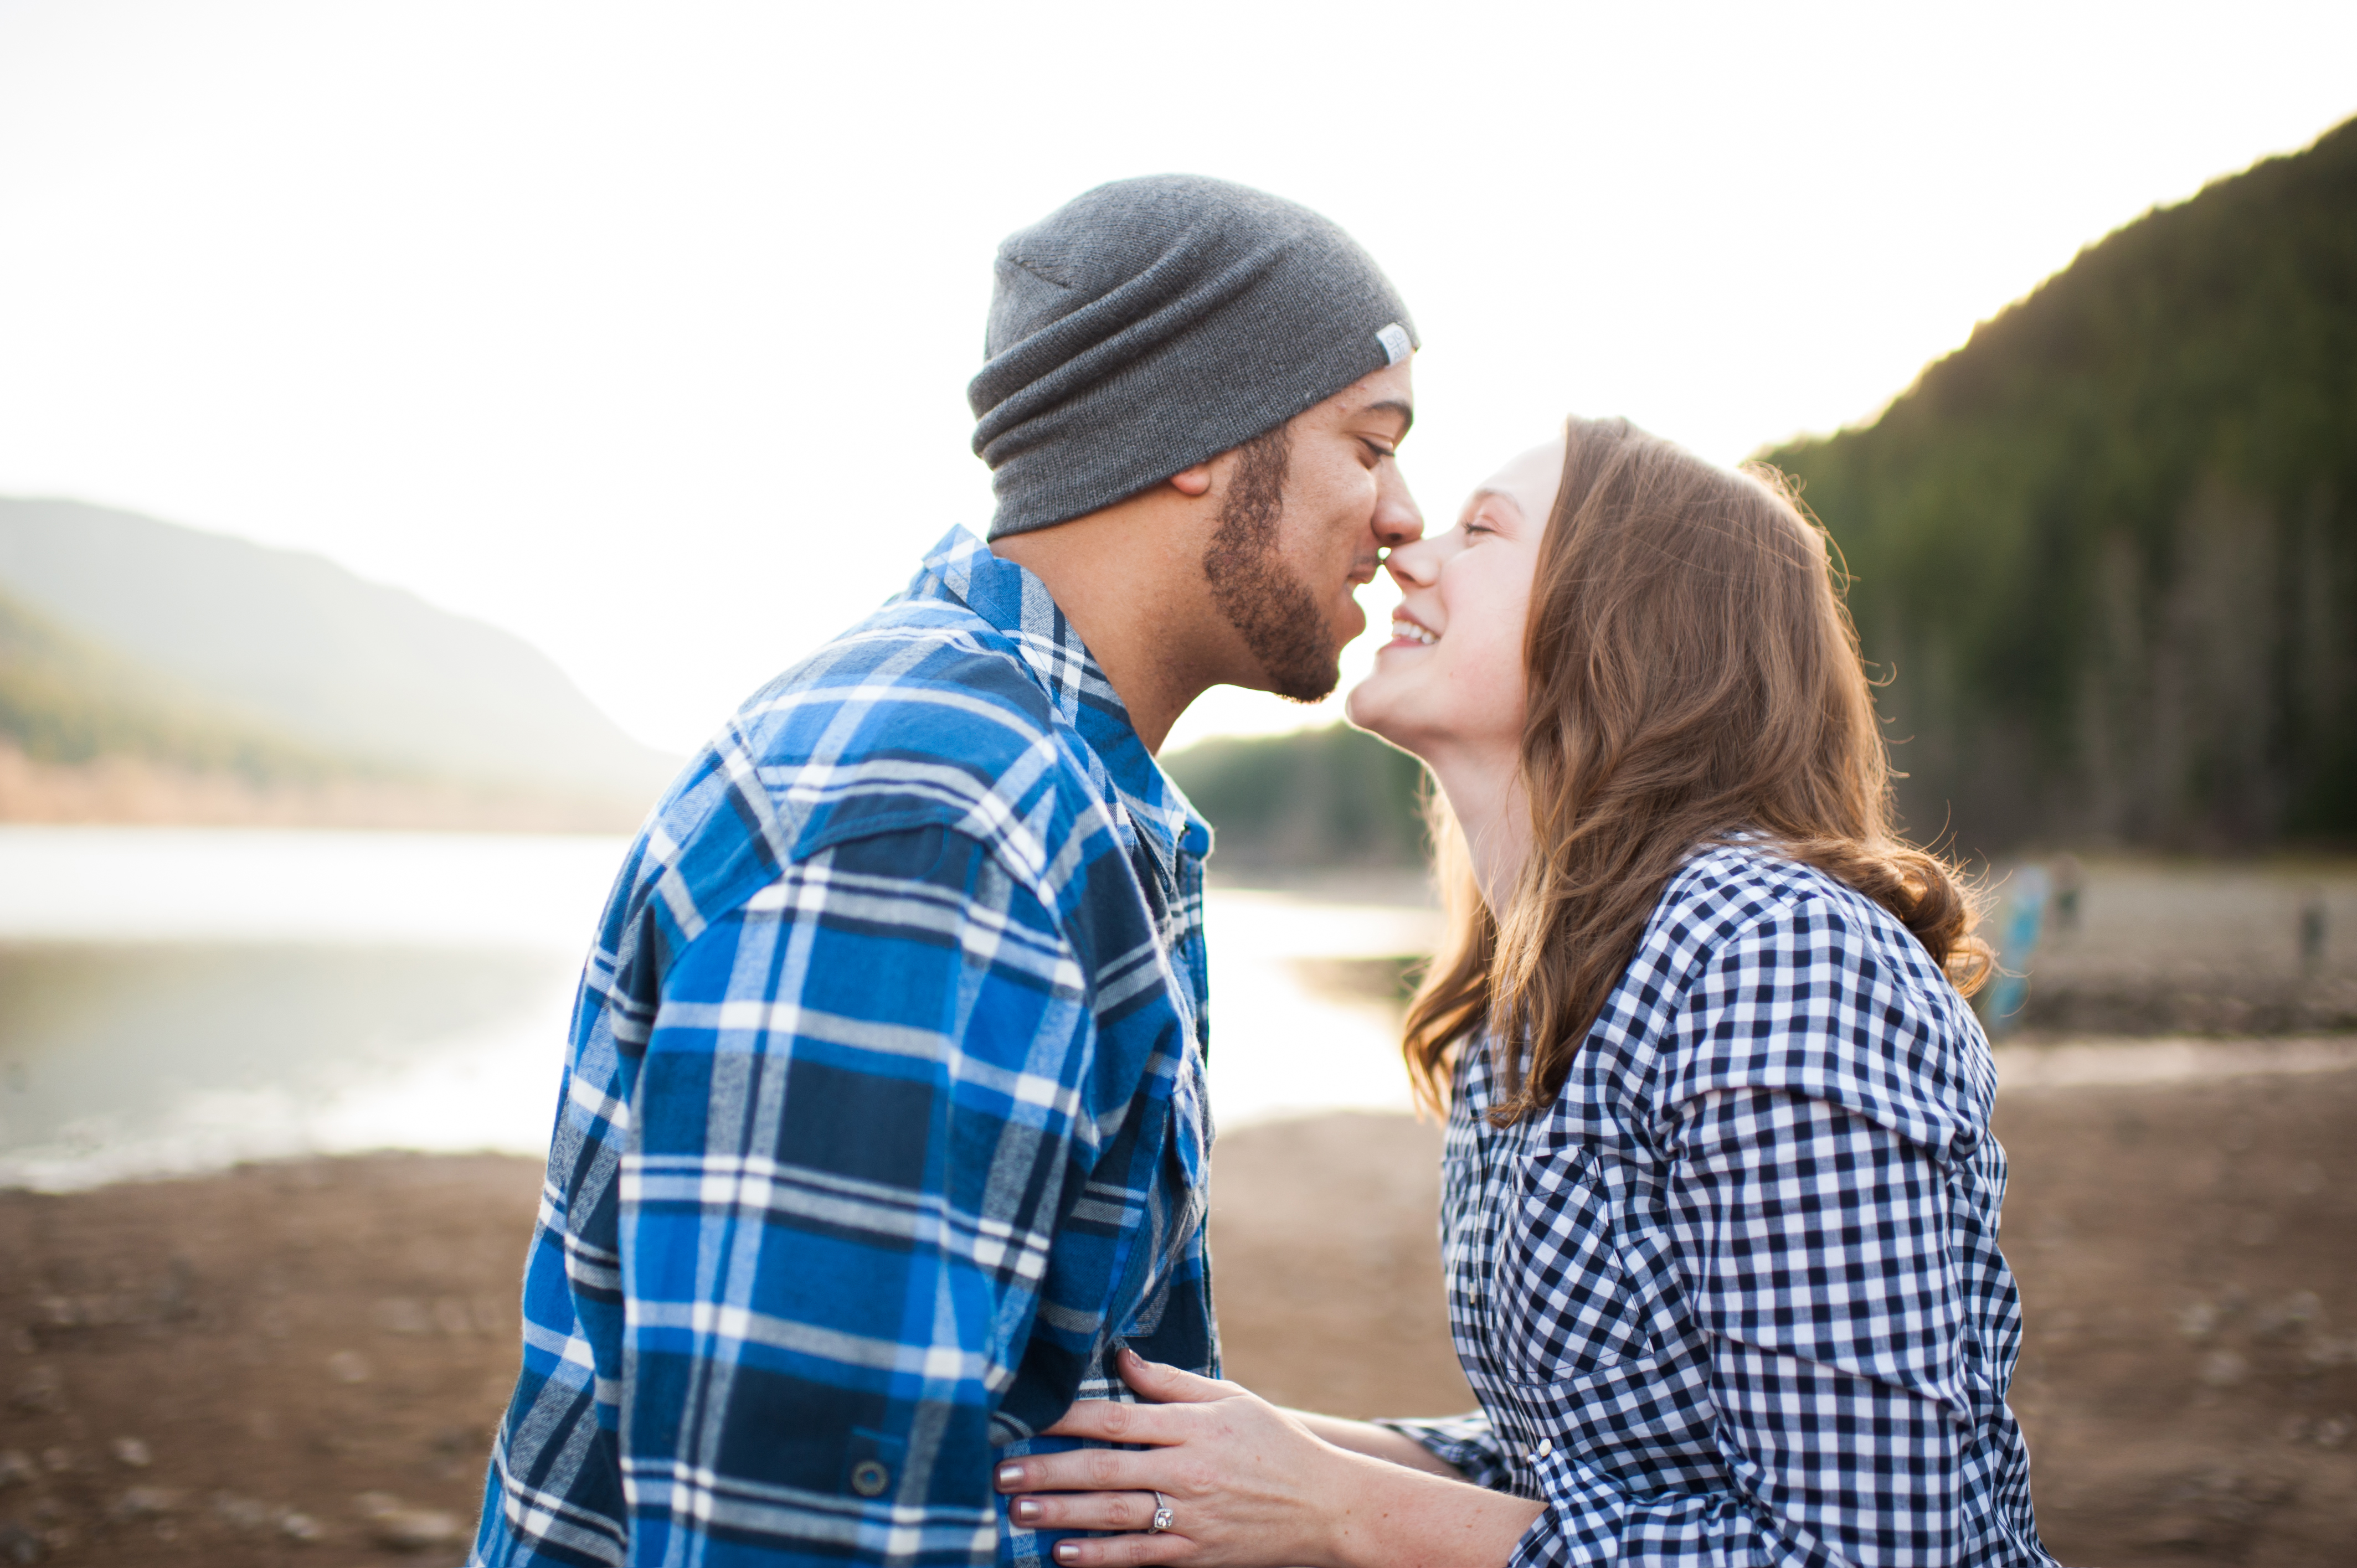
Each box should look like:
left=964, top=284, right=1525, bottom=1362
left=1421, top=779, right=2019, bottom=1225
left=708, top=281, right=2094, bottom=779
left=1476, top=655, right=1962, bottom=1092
left=0, top=582, right=336, bottom=780
left=0, top=498, right=678, bottom=824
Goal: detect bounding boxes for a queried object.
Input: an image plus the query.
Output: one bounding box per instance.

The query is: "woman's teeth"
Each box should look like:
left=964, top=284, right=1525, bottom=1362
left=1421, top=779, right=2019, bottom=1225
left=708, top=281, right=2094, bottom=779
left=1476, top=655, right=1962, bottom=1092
left=1393, top=622, right=1437, bottom=645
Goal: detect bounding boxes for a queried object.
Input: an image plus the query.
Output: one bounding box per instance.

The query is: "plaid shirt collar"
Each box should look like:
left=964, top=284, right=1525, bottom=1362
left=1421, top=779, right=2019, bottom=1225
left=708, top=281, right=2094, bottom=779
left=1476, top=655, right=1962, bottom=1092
left=908, top=526, right=1212, bottom=874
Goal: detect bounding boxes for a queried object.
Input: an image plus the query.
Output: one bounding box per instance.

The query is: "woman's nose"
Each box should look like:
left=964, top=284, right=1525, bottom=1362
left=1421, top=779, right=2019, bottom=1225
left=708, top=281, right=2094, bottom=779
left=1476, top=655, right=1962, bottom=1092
left=1383, top=532, right=1446, bottom=587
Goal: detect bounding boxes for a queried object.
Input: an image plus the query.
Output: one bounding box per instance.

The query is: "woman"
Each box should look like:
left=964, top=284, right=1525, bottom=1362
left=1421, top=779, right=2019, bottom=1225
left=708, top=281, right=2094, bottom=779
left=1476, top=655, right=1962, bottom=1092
left=995, top=418, right=2056, bottom=1566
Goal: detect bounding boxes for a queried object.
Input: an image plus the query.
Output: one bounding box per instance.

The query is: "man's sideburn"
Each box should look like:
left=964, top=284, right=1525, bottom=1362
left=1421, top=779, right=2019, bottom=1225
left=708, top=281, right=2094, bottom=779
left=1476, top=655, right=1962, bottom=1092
left=1202, top=424, right=1339, bottom=702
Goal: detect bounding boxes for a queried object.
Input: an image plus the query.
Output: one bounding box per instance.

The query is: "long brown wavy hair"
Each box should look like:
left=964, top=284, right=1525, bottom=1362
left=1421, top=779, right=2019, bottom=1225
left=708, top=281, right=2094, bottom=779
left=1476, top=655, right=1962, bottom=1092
left=1401, top=416, right=1991, bottom=1123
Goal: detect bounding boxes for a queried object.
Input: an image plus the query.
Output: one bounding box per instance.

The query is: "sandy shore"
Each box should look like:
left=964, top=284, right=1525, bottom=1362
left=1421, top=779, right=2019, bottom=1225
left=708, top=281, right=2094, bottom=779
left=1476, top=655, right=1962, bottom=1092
left=3, top=1069, right=2354, bottom=1567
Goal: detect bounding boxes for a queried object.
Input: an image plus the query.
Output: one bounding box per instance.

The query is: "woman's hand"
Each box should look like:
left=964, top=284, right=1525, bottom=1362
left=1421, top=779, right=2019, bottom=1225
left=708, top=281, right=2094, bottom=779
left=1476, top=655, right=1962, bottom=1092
left=995, top=1348, right=1365, bottom=1568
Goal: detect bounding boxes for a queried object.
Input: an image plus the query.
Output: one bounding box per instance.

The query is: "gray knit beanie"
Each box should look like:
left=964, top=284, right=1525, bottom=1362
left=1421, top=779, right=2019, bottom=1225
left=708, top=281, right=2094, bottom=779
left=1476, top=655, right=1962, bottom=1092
left=969, top=175, right=1417, bottom=540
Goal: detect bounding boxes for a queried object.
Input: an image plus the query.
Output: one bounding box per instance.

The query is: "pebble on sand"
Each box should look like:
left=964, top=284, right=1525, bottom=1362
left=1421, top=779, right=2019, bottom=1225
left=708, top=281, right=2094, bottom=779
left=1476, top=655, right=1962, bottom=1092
left=210, top=1494, right=273, bottom=1532
left=108, top=1487, right=182, bottom=1521
left=9, top=1369, right=62, bottom=1416
left=355, top=1491, right=463, bottom=1552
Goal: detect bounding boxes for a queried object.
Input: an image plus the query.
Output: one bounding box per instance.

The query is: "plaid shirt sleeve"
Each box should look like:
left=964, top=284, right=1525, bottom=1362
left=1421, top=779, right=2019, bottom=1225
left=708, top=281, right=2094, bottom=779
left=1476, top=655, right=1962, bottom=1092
left=473, top=821, right=1100, bottom=1568
left=1500, top=889, right=2026, bottom=1568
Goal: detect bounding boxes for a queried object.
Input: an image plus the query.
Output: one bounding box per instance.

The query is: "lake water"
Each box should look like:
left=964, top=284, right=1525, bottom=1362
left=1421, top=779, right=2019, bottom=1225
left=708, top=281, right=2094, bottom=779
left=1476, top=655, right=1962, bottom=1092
left=0, top=827, right=1438, bottom=1190
left=9, top=829, right=2349, bottom=1193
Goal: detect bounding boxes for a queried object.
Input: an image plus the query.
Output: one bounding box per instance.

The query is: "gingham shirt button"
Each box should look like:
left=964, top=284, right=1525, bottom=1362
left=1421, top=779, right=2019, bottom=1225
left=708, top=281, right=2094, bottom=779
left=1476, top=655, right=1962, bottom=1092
left=1530, top=1439, right=1552, bottom=1459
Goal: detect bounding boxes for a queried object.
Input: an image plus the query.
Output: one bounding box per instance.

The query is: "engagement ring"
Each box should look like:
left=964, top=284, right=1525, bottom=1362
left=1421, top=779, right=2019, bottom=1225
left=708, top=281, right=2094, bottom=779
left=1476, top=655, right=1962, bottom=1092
left=1148, top=1493, right=1174, bottom=1535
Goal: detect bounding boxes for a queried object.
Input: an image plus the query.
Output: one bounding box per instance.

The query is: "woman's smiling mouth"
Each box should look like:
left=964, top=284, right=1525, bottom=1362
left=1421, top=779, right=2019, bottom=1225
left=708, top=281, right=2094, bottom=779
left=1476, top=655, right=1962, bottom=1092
left=1388, top=611, right=1439, bottom=647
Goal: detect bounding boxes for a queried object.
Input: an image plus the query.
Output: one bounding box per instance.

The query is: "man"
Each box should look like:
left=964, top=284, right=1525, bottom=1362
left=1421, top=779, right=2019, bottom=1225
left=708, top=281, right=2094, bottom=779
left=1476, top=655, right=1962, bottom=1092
left=471, top=174, right=1422, bottom=1568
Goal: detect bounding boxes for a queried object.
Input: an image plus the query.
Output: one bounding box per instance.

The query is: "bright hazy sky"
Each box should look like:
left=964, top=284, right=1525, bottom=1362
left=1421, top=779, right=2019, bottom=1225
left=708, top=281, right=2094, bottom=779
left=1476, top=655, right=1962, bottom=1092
left=2, top=2, right=2351, bottom=756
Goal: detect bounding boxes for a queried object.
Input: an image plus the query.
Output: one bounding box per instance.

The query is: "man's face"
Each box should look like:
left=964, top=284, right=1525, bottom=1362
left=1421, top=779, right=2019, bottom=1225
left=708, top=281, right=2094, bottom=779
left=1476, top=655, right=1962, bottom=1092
left=1202, top=360, right=1422, bottom=700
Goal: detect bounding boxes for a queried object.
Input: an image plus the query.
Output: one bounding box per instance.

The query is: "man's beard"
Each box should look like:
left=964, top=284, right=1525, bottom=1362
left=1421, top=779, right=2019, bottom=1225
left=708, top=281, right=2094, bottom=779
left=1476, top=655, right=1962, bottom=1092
left=1202, top=425, right=1340, bottom=703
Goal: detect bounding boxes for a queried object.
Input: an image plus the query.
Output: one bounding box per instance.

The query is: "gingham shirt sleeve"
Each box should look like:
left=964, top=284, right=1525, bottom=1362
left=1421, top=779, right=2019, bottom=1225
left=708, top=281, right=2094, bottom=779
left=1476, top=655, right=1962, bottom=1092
left=1510, top=899, right=1978, bottom=1568
left=478, top=823, right=1097, bottom=1568
left=1372, top=1413, right=1512, bottom=1489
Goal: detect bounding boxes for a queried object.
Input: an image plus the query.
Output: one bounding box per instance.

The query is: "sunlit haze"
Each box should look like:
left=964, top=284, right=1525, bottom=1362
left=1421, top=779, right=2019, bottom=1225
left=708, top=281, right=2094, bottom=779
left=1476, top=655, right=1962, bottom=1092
left=2, top=0, right=2350, bottom=755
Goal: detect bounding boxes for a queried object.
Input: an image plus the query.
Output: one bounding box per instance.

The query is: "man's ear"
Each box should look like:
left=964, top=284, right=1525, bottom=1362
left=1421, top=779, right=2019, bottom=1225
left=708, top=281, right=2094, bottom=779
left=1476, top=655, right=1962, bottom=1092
left=1167, top=462, right=1213, bottom=498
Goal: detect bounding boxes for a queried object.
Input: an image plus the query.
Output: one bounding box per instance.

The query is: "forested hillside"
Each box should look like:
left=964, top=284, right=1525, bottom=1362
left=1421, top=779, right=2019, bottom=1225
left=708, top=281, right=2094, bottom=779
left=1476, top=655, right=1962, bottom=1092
left=1767, top=117, right=2356, bottom=852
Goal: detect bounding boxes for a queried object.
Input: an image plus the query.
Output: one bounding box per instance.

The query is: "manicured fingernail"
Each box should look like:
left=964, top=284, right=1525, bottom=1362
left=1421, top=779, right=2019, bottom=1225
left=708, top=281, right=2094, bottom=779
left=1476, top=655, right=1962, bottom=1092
left=1013, top=1499, right=1042, bottom=1523
left=1055, top=1545, right=1080, bottom=1564
left=995, top=1463, right=1025, bottom=1489
left=1119, top=1348, right=1143, bottom=1366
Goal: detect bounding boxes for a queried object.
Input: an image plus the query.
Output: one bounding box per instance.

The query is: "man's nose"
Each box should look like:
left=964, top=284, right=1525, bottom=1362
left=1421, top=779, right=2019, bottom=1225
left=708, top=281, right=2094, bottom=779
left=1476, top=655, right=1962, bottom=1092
left=1371, top=463, right=1423, bottom=550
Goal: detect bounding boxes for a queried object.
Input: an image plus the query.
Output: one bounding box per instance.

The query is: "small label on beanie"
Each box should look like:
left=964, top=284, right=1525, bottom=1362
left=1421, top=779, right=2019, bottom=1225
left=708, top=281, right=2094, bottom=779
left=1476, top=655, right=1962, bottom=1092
left=1376, top=322, right=1412, bottom=366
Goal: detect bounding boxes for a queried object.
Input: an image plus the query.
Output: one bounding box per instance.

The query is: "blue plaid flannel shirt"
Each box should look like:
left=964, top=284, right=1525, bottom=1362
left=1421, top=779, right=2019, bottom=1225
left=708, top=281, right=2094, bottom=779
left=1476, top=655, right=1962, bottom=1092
left=1383, top=844, right=2056, bottom=1567
left=472, top=527, right=1217, bottom=1568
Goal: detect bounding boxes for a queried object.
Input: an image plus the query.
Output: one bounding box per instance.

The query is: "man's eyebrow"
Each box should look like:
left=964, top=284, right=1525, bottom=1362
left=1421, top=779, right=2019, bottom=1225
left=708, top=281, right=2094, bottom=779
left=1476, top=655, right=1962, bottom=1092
left=1356, top=398, right=1414, bottom=437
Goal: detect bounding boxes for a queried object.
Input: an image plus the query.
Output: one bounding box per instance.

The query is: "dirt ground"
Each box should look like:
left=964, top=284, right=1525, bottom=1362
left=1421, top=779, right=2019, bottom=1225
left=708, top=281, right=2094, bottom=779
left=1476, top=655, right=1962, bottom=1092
left=2, top=1070, right=2354, bottom=1567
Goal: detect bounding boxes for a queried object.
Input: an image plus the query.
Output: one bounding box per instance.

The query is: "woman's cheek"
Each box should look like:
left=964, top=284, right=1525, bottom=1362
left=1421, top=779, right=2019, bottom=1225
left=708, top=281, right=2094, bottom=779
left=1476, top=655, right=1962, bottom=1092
left=1452, top=628, right=1527, bottom=741
left=1450, top=626, right=1511, bottom=695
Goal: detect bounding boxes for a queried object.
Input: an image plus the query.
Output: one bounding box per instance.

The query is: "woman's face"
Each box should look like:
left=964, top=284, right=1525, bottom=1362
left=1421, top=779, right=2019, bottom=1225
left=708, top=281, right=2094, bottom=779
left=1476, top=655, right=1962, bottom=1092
left=1345, top=437, right=1562, bottom=761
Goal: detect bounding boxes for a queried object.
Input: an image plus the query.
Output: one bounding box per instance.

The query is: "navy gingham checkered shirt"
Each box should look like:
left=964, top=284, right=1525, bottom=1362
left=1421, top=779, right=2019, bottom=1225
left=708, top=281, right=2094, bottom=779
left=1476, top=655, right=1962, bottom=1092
left=472, top=528, right=1217, bottom=1568
left=1384, top=844, right=2056, bottom=1566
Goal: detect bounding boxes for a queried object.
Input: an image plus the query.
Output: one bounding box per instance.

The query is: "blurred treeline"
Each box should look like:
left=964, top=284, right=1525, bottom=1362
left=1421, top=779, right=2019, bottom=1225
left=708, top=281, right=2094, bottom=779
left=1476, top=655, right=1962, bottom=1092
left=1162, top=725, right=1428, bottom=870
left=1766, top=116, right=2357, bottom=854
